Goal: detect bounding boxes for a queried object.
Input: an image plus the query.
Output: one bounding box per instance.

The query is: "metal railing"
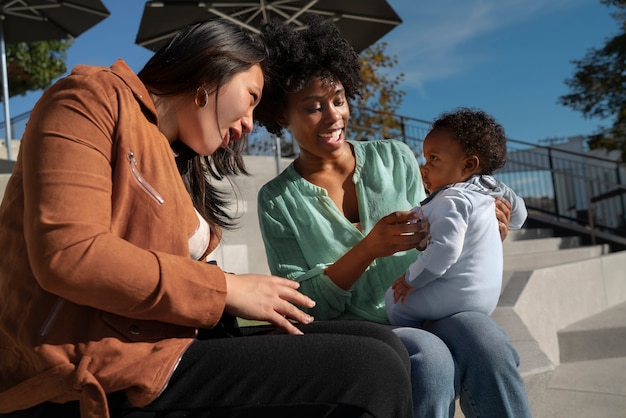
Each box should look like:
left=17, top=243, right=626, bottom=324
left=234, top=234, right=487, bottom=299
left=0, top=110, right=31, bottom=142
left=249, top=107, right=626, bottom=243
left=6, top=107, right=626, bottom=243
left=497, top=138, right=626, bottom=236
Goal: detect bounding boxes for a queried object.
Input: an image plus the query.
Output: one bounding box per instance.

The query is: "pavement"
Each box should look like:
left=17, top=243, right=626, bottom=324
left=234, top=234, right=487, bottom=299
left=526, top=300, right=626, bottom=418
left=535, top=356, right=626, bottom=418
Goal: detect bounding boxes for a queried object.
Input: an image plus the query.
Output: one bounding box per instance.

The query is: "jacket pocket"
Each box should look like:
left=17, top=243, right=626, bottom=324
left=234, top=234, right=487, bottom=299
left=127, top=151, right=165, bottom=205
left=102, top=312, right=195, bottom=342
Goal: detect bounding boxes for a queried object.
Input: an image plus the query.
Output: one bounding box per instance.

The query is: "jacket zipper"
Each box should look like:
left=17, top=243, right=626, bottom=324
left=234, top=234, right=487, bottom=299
left=127, top=151, right=165, bottom=204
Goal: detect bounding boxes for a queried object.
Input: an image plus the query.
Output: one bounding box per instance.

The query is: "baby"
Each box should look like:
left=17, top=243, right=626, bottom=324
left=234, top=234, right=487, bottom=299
left=385, top=107, right=527, bottom=326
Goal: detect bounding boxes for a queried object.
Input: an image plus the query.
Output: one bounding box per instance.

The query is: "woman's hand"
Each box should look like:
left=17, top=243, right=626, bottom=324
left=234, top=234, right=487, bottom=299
left=495, top=197, right=512, bottom=241
left=414, top=214, right=430, bottom=252
left=223, top=273, right=315, bottom=335
left=361, top=211, right=430, bottom=259
left=325, top=210, right=430, bottom=292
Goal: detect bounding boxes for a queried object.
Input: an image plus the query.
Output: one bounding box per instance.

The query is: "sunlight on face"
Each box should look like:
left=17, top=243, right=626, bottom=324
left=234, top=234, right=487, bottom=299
left=281, top=77, right=350, bottom=159
left=178, top=64, right=263, bottom=156
left=420, top=128, right=471, bottom=193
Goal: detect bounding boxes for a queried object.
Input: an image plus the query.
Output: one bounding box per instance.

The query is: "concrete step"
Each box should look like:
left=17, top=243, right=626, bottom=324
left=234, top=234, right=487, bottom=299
left=557, top=301, right=626, bottom=363
left=503, top=236, right=582, bottom=255
left=533, top=356, right=626, bottom=418
left=507, top=228, right=555, bottom=242
left=0, top=140, right=19, bottom=162
left=0, top=174, right=10, bottom=199
left=503, top=244, right=609, bottom=271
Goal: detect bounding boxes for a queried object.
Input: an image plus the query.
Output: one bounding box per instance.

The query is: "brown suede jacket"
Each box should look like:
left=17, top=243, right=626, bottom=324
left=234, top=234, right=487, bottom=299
left=0, top=59, right=228, bottom=417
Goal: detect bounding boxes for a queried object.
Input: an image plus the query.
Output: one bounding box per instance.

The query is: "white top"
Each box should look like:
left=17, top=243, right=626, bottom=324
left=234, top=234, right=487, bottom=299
left=189, top=209, right=211, bottom=261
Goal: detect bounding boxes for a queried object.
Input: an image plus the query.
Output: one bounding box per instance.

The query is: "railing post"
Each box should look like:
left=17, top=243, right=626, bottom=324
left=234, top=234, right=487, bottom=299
left=273, top=134, right=281, bottom=175
left=617, top=165, right=626, bottom=227
left=399, top=116, right=406, bottom=145
left=547, top=148, right=560, bottom=218
left=584, top=178, right=597, bottom=245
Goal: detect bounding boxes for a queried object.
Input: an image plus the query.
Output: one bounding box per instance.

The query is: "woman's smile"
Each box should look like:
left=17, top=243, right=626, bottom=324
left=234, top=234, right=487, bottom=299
left=318, top=127, right=344, bottom=146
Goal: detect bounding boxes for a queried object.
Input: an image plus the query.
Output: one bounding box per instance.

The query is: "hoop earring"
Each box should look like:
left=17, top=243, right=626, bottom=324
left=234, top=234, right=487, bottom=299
left=194, top=87, right=209, bottom=108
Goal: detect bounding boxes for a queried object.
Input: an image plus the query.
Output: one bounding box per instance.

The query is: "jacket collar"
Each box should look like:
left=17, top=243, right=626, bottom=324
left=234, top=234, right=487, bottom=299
left=110, top=59, right=158, bottom=124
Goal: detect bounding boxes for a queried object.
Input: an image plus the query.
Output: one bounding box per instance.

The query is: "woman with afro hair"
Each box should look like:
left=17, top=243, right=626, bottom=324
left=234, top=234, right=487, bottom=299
left=255, top=16, right=532, bottom=418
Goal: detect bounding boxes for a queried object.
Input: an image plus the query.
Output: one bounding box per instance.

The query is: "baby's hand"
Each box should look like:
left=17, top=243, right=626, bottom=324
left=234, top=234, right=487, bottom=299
left=391, top=274, right=414, bottom=304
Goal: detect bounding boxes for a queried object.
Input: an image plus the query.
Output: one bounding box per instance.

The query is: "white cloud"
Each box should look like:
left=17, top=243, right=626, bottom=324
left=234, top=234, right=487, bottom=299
left=384, top=0, right=586, bottom=90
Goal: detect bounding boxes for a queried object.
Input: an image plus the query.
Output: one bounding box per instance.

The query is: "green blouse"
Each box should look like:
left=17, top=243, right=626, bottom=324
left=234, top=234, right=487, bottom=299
left=257, top=139, right=427, bottom=323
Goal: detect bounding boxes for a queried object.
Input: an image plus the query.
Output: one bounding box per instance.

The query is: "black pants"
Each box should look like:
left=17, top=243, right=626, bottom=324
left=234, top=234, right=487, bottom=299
left=2, top=321, right=412, bottom=418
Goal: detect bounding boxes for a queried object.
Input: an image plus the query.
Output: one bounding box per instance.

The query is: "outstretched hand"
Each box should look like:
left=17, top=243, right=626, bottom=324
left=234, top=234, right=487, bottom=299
left=361, top=210, right=430, bottom=259
left=223, top=273, right=315, bottom=335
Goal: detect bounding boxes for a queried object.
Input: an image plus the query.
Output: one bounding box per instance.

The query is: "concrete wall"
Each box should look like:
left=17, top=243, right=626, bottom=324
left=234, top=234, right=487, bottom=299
left=208, top=155, right=293, bottom=274
left=0, top=139, right=19, bottom=162
left=506, top=251, right=626, bottom=365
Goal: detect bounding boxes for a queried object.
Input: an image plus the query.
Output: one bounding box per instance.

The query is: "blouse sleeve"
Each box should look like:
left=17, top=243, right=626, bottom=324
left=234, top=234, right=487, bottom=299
left=257, top=188, right=353, bottom=319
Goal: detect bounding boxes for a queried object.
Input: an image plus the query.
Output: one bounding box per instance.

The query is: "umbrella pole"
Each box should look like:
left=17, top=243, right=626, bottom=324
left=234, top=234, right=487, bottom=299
left=0, top=19, right=12, bottom=161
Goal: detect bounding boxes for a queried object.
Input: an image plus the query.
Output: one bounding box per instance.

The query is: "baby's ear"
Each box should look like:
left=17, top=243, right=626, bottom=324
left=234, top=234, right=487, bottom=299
left=464, top=155, right=480, bottom=175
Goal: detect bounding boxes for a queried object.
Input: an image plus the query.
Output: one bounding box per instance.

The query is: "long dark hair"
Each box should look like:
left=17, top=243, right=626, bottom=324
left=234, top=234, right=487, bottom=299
left=138, top=19, right=268, bottom=231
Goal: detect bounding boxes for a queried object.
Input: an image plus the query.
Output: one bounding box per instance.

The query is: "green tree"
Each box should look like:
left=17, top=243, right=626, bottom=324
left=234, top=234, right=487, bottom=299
left=558, top=0, right=626, bottom=162
left=2, top=40, right=71, bottom=100
left=351, top=41, right=406, bottom=141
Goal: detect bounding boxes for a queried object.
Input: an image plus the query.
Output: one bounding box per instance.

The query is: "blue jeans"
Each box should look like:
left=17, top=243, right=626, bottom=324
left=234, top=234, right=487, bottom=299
left=392, top=326, right=456, bottom=417
left=393, top=311, right=532, bottom=418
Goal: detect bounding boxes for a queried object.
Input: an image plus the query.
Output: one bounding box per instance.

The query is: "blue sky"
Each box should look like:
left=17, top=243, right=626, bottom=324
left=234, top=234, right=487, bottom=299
left=6, top=0, right=619, bottom=145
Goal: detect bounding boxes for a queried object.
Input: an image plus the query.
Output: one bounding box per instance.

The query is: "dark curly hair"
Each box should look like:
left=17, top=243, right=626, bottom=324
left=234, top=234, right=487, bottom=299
left=254, top=15, right=363, bottom=136
left=430, top=107, right=507, bottom=174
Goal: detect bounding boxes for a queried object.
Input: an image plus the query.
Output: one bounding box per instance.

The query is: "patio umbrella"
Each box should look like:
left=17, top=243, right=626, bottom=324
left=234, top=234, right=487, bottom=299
left=0, top=0, right=111, bottom=160
left=135, top=0, right=402, bottom=53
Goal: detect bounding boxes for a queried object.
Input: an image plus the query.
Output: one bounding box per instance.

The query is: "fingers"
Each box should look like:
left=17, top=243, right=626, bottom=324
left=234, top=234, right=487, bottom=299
left=393, top=287, right=404, bottom=303
left=393, top=284, right=409, bottom=304
left=268, top=307, right=310, bottom=335
left=495, top=197, right=511, bottom=241
left=391, top=273, right=411, bottom=304
left=384, top=210, right=420, bottom=224
left=496, top=196, right=512, bottom=212
left=391, top=210, right=430, bottom=249
left=495, top=198, right=512, bottom=223
left=223, top=274, right=315, bottom=336
left=261, top=281, right=315, bottom=335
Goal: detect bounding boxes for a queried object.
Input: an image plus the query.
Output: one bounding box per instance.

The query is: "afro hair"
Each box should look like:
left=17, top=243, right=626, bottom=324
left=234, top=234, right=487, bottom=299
left=254, top=14, right=363, bottom=136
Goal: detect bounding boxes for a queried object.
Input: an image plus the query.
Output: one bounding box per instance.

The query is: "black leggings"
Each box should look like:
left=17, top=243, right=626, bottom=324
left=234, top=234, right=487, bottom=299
left=3, top=321, right=412, bottom=418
